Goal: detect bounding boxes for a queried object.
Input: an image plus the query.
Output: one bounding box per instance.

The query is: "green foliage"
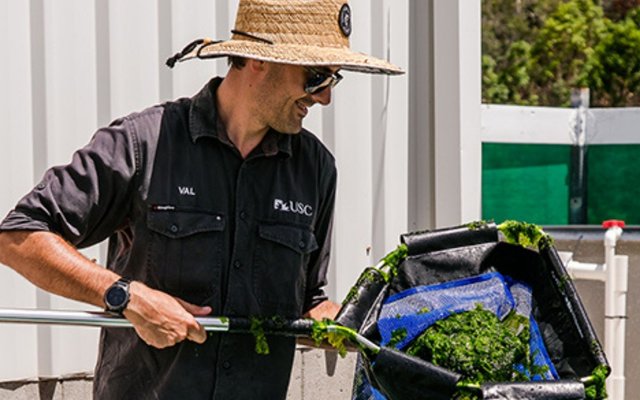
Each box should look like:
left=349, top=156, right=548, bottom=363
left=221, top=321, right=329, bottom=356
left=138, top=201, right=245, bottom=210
left=483, top=0, right=640, bottom=106
left=482, top=0, right=563, bottom=105
left=584, top=12, right=640, bottom=106
left=529, top=0, right=607, bottom=106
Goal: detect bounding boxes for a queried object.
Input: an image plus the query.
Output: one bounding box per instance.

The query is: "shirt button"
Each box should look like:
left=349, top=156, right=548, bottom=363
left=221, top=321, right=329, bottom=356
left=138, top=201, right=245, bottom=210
left=239, top=211, right=247, bottom=220
left=169, top=224, right=179, bottom=233
left=233, top=260, right=241, bottom=269
left=222, top=361, right=231, bottom=369
left=298, top=240, right=306, bottom=249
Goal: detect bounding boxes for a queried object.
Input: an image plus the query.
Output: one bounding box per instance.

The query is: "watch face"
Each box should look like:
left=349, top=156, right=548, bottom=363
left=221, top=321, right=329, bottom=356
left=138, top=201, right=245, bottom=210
left=106, top=285, right=127, bottom=308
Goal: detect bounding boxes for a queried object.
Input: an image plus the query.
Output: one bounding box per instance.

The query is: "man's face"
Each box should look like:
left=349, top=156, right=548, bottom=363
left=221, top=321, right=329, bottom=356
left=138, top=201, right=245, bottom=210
left=255, top=63, right=337, bottom=134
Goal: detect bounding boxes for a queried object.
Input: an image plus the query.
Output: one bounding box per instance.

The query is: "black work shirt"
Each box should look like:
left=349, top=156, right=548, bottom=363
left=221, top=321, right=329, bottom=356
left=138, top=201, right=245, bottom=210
left=0, top=78, right=337, bottom=399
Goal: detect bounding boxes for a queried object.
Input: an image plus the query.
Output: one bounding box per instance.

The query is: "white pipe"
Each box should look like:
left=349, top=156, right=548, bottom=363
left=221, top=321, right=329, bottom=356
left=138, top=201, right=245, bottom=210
left=603, top=225, right=626, bottom=400
left=565, top=260, right=606, bottom=282
left=605, top=254, right=628, bottom=400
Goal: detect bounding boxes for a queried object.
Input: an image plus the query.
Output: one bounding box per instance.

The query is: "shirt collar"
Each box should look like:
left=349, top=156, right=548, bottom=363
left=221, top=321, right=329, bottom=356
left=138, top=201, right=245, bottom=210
left=189, top=78, right=292, bottom=158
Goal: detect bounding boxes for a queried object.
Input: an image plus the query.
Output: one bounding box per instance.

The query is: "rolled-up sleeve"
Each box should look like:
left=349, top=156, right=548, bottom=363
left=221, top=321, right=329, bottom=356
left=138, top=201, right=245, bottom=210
left=0, top=118, right=139, bottom=249
left=303, top=162, right=337, bottom=312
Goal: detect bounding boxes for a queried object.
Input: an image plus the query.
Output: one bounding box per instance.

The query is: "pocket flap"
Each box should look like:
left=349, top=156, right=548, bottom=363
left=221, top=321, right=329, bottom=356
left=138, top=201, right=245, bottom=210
left=258, top=224, right=319, bottom=254
left=147, top=210, right=225, bottom=238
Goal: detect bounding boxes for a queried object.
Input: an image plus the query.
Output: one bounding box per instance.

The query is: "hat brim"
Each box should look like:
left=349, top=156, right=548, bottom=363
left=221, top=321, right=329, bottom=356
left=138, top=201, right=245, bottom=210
left=182, top=40, right=405, bottom=75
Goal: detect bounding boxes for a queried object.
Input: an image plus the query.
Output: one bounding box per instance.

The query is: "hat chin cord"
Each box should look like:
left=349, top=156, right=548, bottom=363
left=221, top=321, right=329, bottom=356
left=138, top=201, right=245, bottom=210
left=166, top=31, right=274, bottom=68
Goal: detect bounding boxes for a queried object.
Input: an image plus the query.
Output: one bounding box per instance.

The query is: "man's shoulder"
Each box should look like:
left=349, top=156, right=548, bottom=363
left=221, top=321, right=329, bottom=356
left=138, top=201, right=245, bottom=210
left=296, top=129, right=335, bottom=165
left=114, top=98, right=190, bottom=127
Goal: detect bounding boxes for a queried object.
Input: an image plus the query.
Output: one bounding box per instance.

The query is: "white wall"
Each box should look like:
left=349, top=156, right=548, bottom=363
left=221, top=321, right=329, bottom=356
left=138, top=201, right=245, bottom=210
left=0, top=0, right=411, bottom=380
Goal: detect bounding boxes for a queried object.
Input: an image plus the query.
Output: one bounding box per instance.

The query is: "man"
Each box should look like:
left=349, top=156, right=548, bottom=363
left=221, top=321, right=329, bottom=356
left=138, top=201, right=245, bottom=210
left=0, top=0, right=403, bottom=398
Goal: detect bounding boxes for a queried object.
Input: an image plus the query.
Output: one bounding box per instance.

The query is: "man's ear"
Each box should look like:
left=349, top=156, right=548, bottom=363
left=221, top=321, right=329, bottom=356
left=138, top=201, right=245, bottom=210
left=246, top=59, right=267, bottom=73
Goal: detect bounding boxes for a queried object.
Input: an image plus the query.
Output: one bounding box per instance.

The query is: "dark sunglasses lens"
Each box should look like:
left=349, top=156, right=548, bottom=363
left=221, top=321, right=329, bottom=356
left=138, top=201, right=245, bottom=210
left=305, top=70, right=341, bottom=94
left=306, top=74, right=330, bottom=94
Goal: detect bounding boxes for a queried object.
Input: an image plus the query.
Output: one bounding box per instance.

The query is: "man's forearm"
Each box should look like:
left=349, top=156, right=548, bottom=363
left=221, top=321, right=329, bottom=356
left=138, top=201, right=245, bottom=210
left=0, top=230, right=118, bottom=308
left=0, top=230, right=210, bottom=348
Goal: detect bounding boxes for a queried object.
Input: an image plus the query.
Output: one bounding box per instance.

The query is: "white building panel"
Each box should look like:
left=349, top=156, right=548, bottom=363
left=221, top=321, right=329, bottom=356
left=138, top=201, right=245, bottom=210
left=0, top=0, right=414, bottom=380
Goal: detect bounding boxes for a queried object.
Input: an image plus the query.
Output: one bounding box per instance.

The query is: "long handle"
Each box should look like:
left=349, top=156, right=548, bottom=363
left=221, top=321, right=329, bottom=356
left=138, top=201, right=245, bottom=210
left=0, top=308, right=315, bottom=336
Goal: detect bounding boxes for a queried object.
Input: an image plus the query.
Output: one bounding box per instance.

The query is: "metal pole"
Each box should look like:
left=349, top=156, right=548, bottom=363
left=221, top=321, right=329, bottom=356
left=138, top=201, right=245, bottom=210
left=569, top=88, right=589, bottom=224
left=0, top=309, right=231, bottom=331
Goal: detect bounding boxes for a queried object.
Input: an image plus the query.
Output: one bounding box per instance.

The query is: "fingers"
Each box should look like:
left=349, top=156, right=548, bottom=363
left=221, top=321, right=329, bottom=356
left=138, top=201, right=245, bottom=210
left=186, top=322, right=207, bottom=344
left=125, top=282, right=211, bottom=348
left=175, top=297, right=210, bottom=344
left=175, top=297, right=213, bottom=316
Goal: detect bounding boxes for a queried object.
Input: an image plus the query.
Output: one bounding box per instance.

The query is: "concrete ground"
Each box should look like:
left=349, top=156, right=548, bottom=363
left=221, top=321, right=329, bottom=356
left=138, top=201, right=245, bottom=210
left=0, top=348, right=357, bottom=400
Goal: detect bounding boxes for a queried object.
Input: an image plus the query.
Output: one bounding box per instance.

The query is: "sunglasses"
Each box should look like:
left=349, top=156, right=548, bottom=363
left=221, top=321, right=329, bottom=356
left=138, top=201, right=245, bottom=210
left=304, top=67, right=343, bottom=95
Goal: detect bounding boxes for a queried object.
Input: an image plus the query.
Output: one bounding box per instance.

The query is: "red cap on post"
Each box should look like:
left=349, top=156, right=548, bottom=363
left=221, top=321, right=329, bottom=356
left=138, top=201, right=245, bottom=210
left=602, top=220, right=625, bottom=229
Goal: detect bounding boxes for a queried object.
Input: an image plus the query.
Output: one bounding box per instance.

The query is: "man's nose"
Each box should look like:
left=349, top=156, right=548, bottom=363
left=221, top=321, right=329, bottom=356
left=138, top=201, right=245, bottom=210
left=310, top=86, right=332, bottom=106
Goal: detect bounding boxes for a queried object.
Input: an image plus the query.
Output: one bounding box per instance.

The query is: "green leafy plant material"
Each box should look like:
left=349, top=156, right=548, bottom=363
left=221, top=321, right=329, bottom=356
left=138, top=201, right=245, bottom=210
left=388, top=327, right=408, bottom=348
left=381, top=244, right=408, bottom=279
left=250, top=317, right=270, bottom=356
left=405, top=305, right=539, bottom=389
left=311, top=319, right=351, bottom=357
left=342, top=244, right=408, bottom=306
left=584, top=364, right=609, bottom=400
left=498, top=220, right=553, bottom=249
left=466, top=220, right=492, bottom=231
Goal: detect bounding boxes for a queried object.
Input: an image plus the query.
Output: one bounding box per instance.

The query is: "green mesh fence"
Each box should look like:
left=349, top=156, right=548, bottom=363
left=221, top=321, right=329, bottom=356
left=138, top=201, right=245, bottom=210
left=587, top=145, right=640, bottom=224
left=482, top=143, right=640, bottom=225
left=482, top=143, right=570, bottom=225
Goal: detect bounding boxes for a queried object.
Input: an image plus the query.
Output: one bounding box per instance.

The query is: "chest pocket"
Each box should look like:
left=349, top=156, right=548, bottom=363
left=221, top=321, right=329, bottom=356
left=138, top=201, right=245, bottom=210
left=147, top=209, right=225, bottom=303
left=253, top=223, right=318, bottom=318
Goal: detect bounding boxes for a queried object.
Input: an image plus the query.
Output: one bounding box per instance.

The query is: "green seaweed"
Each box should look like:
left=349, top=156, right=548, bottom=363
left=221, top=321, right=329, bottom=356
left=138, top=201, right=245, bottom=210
left=381, top=244, right=408, bottom=280
left=250, top=317, right=269, bottom=355
left=342, top=268, right=385, bottom=305
left=584, top=364, right=609, bottom=400
left=388, top=327, right=408, bottom=348
left=498, top=220, right=552, bottom=249
left=405, top=305, right=534, bottom=387
left=342, top=244, right=408, bottom=306
left=467, top=220, right=492, bottom=230
left=311, top=319, right=352, bottom=357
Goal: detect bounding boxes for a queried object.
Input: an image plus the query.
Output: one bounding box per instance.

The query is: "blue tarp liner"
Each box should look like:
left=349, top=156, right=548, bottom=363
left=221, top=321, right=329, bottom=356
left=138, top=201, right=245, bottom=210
left=354, top=271, right=558, bottom=400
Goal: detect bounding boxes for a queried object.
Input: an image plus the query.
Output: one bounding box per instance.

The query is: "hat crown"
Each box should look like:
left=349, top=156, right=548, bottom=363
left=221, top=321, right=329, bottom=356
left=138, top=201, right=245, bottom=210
left=233, top=0, right=350, bottom=48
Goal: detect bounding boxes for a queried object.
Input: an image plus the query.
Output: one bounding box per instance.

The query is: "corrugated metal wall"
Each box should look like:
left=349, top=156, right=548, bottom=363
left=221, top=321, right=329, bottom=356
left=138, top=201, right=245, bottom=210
left=0, top=0, right=410, bottom=380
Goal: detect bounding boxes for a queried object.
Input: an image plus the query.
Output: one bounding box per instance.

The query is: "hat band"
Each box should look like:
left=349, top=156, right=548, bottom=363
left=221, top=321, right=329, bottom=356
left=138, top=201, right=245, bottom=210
left=230, top=30, right=274, bottom=45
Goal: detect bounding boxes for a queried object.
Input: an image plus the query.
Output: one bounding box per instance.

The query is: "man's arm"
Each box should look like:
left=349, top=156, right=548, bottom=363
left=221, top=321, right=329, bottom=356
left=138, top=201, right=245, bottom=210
left=0, top=230, right=210, bottom=349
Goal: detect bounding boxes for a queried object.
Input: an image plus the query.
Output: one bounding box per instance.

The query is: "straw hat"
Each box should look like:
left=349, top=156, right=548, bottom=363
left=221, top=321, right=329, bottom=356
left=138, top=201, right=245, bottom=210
left=166, top=0, right=404, bottom=75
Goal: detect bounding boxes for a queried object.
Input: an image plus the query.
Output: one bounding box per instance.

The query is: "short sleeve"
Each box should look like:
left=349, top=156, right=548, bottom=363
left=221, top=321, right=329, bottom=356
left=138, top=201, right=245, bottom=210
left=0, top=118, right=139, bottom=248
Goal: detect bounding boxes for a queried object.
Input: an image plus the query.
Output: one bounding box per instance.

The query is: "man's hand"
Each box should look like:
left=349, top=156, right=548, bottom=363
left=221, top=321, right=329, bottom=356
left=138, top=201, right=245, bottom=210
left=124, top=281, right=212, bottom=349
left=303, top=300, right=341, bottom=321
left=298, top=300, right=359, bottom=352
left=0, top=231, right=212, bottom=350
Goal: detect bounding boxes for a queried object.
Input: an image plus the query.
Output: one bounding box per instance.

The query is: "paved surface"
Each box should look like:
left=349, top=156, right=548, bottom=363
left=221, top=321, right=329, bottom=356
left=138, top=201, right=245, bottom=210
left=0, top=349, right=357, bottom=400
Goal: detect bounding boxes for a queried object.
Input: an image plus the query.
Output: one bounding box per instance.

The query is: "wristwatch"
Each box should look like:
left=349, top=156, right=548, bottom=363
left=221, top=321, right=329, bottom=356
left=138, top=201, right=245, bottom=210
left=104, top=277, right=131, bottom=314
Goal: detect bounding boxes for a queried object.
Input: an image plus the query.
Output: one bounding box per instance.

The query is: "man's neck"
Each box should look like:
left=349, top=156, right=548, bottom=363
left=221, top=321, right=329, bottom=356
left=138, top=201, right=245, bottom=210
left=216, top=73, right=269, bottom=159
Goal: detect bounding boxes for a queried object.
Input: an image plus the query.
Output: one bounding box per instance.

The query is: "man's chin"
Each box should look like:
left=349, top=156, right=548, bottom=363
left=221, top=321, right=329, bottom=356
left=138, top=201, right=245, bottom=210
left=272, top=122, right=303, bottom=134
